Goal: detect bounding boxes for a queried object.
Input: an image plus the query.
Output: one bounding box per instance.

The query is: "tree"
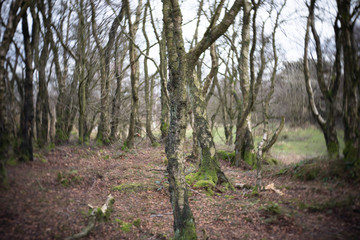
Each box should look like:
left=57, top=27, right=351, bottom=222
left=124, top=0, right=142, bottom=149
left=0, top=0, right=28, bottom=186
left=303, top=0, right=341, bottom=158
left=255, top=0, right=286, bottom=187
left=233, top=0, right=265, bottom=167
left=163, top=0, right=243, bottom=238
left=337, top=0, right=360, bottom=167
left=91, top=0, right=125, bottom=145
left=35, top=0, right=52, bottom=148
left=143, top=1, right=157, bottom=145
left=20, top=2, right=39, bottom=161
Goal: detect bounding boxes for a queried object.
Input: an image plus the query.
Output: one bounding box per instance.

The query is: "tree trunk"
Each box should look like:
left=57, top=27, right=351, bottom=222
left=36, top=4, right=51, bottom=147
left=0, top=0, right=25, bottom=184
left=20, top=4, right=37, bottom=161
left=125, top=0, right=142, bottom=149
left=159, top=30, right=169, bottom=140
left=234, top=1, right=255, bottom=167
left=162, top=0, right=197, bottom=238
left=304, top=0, right=340, bottom=158
left=110, top=39, right=126, bottom=140
left=337, top=0, right=360, bottom=164
left=143, top=3, right=157, bottom=145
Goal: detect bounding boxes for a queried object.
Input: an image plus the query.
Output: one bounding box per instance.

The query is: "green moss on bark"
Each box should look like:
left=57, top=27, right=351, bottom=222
left=174, top=219, right=197, bottom=240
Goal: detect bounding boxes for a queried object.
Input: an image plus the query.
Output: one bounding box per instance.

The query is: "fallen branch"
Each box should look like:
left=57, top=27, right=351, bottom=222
left=65, top=194, right=115, bottom=240
left=265, top=183, right=284, bottom=196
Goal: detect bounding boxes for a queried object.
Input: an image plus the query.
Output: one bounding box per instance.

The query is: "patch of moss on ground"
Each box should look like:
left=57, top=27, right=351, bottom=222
left=275, top=156, right=353, bottom=181
left=216, top=150, right=235, bottom=162
left=57, top=170, right=83, bottom=187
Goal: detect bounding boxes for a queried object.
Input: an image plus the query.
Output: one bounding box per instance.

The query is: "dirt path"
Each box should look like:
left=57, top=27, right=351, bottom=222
left=0, top=144, right=359, bottom=239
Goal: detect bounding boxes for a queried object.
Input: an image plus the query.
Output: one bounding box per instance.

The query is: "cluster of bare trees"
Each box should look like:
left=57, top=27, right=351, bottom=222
left=0, top=0, right=359, bottom=238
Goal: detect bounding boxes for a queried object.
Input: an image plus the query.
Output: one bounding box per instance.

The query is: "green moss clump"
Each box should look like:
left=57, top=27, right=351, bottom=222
left=57, top=170, right=83, bottom=187
left=152, top=142, right=161, bottom=147
left=55, top=129, right=69, bottom=142
left=216, top=150, right=235, bottom=162
left=160, top=122, right=168, bottom=133
left=6, top=157, right=18, bottom=166
left=186, top=170, right=218, bottom=196
left=193, top=180, right=215, bottom=195
left=115, top=218, right=133, bottom=233
left=34, top=153, right=47, bottom=163
left=121, top=141, right=129, bottom=152
left=244, top=151, right=256, bottom=167
left=260, top=202, right=281, bottom=215
left=174, top=219, right=197, bottom=240
left=132, top=218, right=141, bottom=228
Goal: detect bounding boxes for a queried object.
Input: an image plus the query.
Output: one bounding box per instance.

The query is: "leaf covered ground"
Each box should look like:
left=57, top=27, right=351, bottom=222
left=0, top=142, right=359, bottom=240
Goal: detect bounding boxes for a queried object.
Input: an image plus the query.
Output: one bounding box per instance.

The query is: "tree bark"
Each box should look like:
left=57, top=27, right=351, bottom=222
left=125, top=0, right=142, bottom=149
left=337, top=0, right=360, bottom=164
left=35, top=0, right=52, bottom=148
left=0, top=0, right=26, bottom=184
left=143, top=2, right=157, bottom=145
left=20, top=3, right=38, bottom=161
left=234, top=1, right=254, bottom=167
left=304, top=0, right=340, bottom=158
left=162, top=0, right=197, bottom=238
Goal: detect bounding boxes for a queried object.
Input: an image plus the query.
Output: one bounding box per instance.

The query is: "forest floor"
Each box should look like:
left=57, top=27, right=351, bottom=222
left=0, top=140, right=359, bottom=240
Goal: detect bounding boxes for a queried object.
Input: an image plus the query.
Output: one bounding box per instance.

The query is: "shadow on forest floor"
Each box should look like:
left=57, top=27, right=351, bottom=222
left=0, top=142, right=359, bottom=239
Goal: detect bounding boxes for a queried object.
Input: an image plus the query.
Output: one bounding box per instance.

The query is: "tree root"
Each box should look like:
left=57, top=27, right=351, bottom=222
left=65, top=194, right=114, bottom=240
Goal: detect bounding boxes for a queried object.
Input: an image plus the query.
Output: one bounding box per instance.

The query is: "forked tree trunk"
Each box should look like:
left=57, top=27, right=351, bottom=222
left=163, top=0, right=242, bottom=238
left=304, top=0, right=340, bottom=158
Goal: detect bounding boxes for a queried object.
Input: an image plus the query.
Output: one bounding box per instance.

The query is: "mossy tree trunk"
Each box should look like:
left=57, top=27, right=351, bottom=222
left=163, top=0, right=242, bottom=238
left=234, top=1, right=254, bottom=167
left=304, top=0, right=341, bottom=158
left=336, top=0, right=360, bottom=165
left=234, top=1, right=264, bottom=167
left=186, top=0, right=242, bottom=186
left=125, top=0, right=142, bottom=149
left=163, top=0, right=197, bottom=238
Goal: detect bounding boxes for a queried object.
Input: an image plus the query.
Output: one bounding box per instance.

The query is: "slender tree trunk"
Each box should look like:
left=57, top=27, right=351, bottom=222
left=125, top=0, right=142, bottom=149
left=110, top=40, right=126, bottom=140
left=53, top=6, right=71, bottom=143
left=234, top=1, right=254, bottom=167
left=36, top=4, right=51, bottom=147
left=159, top=30, right=169, bottom=140
left=143, top=3, right=157, bottom=145
left=162, top=0, right=197, bottom=238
